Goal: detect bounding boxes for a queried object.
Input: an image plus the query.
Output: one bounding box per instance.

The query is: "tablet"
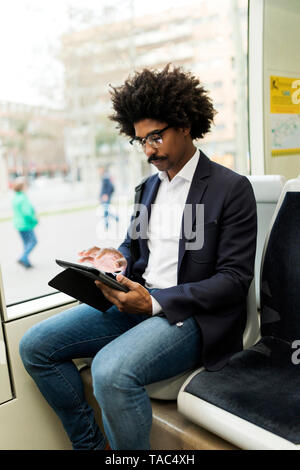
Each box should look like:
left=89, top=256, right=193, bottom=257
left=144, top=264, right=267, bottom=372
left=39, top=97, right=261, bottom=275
left=55, top=259, right=129, bottom=293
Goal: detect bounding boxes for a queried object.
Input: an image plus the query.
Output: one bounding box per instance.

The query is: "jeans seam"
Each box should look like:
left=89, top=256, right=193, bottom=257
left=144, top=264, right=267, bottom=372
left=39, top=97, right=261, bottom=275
left=47, top=335, right=119, bottom=449
left=106, top=324, right=199, bottom=449
left=51, top=361, right=104, bottom=450
left=48, top=335, right=119, bottom=361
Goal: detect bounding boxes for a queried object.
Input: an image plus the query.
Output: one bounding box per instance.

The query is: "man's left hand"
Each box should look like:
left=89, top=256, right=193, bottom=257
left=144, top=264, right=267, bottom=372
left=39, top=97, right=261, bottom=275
left=94, top=274, right=153, bottom=315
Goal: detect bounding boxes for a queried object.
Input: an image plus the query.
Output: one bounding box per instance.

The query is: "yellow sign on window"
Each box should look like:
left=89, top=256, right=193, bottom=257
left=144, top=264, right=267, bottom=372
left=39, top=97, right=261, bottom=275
left=270, top=76, right=300, bottom=156
left=270, top=76, right=300, bottom=114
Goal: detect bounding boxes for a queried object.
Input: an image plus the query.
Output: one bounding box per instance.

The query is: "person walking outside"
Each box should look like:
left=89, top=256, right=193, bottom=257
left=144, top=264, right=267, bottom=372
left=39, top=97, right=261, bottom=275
left=100, top=169, right=119, bottom=230
left=12, top=177, right=38, bottom=268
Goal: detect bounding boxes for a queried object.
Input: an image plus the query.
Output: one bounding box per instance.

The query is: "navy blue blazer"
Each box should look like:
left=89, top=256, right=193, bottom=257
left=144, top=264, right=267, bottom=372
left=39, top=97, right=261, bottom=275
left=118, top=151, right=257, bottom=371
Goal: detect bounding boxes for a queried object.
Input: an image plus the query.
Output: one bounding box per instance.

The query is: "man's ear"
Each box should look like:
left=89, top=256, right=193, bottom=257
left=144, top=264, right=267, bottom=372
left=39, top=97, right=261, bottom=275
left=182, top=127, right=191, bottom=136
left=175, top=126, right=191, bottom=136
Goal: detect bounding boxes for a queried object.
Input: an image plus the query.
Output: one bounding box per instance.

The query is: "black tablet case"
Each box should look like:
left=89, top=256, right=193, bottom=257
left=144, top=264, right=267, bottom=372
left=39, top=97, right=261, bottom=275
left=48, top=268, right=113, bottom=312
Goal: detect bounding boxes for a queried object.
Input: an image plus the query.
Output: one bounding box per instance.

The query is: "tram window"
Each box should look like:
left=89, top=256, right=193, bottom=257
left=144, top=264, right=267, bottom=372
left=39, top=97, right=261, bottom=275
left=262, top=0, right=300, bottom=179
left=0, top=0, right=249, bottom=307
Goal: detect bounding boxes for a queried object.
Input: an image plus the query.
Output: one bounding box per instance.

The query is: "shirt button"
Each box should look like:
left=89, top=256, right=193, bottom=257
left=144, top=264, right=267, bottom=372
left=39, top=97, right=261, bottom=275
left=176, top=322, right=184, bottom=327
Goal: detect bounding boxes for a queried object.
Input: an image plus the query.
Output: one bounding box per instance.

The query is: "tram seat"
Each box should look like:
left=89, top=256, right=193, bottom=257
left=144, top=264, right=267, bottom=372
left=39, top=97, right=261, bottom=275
left=246, top=175, right=286, bottom=307
left=177, top=178, right=300, bottom=450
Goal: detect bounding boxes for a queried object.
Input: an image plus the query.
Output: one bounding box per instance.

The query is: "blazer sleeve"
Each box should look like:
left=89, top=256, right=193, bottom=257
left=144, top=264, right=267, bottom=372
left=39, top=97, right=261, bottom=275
left=118, top=231, right=131, bottom=266
left=117, top=211, right=137, bottom=270
left=151, top=176, right=257, bottom=324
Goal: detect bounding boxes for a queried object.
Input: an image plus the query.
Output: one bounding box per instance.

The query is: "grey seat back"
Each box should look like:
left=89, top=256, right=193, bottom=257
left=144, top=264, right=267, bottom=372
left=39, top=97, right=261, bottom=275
left=247, top=175, right=286, bottom=307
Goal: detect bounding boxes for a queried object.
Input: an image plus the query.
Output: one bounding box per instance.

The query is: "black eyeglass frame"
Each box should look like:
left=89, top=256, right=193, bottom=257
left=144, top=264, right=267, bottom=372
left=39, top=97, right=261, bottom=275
left=130, top=125, right=171, bottom=148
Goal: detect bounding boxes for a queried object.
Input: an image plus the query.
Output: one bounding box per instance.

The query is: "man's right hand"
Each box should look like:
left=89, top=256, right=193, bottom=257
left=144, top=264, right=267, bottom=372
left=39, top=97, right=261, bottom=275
left=78, top=246, right=127, bottom=273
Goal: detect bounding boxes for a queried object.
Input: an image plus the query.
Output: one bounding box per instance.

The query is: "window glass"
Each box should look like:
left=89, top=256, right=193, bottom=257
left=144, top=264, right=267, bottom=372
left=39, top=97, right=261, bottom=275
left=0, top=0, right=249, bottom=305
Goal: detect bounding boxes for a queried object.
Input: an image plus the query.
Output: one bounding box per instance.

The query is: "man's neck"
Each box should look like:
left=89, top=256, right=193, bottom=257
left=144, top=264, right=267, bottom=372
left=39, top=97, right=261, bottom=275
left=167, top=144, right=197, bottom=181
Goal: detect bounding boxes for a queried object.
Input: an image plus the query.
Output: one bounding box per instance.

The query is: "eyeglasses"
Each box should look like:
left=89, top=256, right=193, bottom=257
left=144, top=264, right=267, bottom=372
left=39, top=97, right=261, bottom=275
left=130, top=125, right=171, bottom=152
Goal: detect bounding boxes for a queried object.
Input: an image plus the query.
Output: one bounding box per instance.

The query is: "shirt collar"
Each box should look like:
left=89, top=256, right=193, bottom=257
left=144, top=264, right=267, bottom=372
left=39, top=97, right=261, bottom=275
left=158, top=148, right=200, bottom=182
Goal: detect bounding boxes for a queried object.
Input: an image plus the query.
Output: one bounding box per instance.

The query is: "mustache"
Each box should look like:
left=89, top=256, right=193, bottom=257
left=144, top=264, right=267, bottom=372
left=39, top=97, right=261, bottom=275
left=147, top=155, right=168, bottom=164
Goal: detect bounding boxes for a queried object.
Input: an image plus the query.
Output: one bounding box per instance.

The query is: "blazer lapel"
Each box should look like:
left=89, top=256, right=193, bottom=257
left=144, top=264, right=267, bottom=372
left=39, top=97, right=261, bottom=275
left=177, top=151, right=211, bottom=275
left=139, top=175, right=161, bottom=257
left=143, top=174, right=161, bottom=211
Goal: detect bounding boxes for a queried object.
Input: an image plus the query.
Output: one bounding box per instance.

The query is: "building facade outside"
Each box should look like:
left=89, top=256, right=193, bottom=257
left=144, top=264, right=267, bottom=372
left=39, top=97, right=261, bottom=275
left=60, top=0, right=248, bottom=197
left=0, top=101, right=67, bottom=193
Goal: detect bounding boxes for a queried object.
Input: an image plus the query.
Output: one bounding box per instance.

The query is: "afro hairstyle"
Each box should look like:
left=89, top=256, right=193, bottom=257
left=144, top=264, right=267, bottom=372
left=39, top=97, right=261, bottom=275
left=109, top=64, right=216, bottom=140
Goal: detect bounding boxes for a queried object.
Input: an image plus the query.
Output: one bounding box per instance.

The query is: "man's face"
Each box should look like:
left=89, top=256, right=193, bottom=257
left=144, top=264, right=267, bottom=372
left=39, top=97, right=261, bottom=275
left=133, top=119, right=192, bottom=179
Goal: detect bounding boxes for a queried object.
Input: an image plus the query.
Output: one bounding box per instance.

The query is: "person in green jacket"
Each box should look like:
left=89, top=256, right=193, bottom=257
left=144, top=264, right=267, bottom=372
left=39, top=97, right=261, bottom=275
left=12, top=177, right=38, bottom=268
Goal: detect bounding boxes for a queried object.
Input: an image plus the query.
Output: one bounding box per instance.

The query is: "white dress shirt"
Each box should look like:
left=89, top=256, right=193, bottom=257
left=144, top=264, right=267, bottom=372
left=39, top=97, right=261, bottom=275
left=142, top=149, right=200, bottom=315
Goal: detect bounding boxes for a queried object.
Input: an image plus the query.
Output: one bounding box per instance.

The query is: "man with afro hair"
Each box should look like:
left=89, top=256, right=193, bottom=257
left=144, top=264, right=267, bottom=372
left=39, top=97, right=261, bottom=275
left=20, top=65, right=257, bottom=450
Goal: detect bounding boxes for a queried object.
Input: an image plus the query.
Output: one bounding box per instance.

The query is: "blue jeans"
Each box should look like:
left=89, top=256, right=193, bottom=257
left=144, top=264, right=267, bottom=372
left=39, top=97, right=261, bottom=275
left=19, top=230, right=37, bottom=266
left=19, top=296, right=202, bottom=450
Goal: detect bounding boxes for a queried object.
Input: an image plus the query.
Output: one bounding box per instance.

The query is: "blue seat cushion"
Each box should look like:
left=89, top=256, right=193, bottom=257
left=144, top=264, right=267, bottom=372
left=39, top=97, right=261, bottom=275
left=184, top=336, right=300, bottom=444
